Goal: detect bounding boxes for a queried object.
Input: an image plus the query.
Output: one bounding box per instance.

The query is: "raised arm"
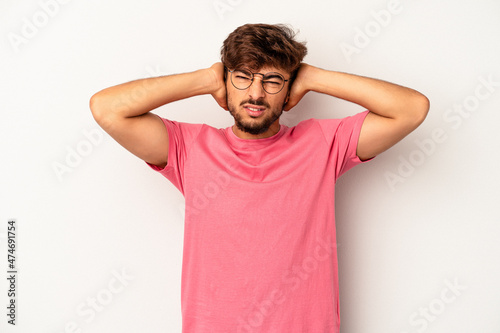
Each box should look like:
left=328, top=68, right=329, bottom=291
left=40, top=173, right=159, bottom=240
left=89, top=63, right=227, bottom=169
left=284, top=64, right=430, bottom=161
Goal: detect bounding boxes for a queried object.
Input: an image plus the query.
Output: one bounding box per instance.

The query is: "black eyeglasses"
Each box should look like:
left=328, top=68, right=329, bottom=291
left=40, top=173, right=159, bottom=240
left=227, top=69, right=289, bottom=94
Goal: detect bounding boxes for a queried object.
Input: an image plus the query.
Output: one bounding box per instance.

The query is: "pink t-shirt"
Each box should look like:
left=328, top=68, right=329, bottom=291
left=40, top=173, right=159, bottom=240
left=148, top=111, right=371, bottom=333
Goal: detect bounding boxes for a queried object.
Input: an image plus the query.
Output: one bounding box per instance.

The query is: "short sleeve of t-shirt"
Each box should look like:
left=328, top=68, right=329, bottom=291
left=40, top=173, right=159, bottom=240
left=147, top=110, right=373, bottom=190
left=146, top=116, right=204, bottom=194
left=317, top=110, right=373, bottom=179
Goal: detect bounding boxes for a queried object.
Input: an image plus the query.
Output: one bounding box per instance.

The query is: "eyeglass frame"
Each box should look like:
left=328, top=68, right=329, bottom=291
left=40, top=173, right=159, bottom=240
left=226, top=68, right=289, bottom=95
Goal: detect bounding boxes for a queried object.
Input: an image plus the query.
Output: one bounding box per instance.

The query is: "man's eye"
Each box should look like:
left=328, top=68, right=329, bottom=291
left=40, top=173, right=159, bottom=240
left=236, top=75, right=251, bottom=80
left=263, top=74, right=284, bottom=85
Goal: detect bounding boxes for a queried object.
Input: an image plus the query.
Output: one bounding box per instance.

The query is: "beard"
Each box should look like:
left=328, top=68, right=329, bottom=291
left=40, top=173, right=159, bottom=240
left=228, top=97, right=284, bottom=135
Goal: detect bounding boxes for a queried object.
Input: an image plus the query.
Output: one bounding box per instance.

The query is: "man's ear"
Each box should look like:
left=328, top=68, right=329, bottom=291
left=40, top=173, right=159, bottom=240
left=283, top=90, right=291, bottom=110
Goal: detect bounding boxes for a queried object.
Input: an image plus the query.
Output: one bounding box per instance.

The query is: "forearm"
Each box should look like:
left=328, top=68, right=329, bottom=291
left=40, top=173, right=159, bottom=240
left=89, top=68, right=214, bottom=120
left=305, top=65, right=429, bottom=120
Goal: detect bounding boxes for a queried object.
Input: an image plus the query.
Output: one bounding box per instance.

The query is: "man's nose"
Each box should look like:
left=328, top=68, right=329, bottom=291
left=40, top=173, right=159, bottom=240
left=248, top=76, right=266, bottom=99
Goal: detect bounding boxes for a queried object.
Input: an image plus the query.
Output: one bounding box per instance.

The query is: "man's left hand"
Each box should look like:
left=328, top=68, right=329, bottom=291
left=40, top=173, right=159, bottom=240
left=283, top=63, right=312, bottom=111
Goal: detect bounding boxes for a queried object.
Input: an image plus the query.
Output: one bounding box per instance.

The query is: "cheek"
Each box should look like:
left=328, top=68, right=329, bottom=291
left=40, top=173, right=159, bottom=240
left=271, top=95, right=288, bottom=109
left=226, top=90, right=234, bottom=106
left=226, top=88, right=244, bottom=107
left=226, top=90, right=240, bottom=111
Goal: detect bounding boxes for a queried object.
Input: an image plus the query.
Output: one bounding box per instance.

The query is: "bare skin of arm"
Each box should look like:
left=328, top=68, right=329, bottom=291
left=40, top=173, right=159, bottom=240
left=284, top=63, right=430, bottom=161
left=89, top=63, right=227, bottom=169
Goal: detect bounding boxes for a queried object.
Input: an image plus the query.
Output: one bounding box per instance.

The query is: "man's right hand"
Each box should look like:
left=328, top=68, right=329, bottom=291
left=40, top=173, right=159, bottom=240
left=208, top=62, right=229, bottom=111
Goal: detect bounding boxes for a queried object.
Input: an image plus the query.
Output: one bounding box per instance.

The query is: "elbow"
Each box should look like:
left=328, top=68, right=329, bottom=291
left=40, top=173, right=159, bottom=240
left=89, top=92, right=108, bottom=125
left=418, top=94, right=430, bottom=123
left=89, top=93, right=101, bottom=120
left=89, top=92, right=123, bottom=133
left=410, top=92, right=430, bottom=128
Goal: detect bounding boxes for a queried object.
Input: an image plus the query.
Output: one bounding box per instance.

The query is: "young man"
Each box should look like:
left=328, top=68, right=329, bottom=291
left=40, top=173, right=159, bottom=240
left=90, top=24, right=429, bottom=332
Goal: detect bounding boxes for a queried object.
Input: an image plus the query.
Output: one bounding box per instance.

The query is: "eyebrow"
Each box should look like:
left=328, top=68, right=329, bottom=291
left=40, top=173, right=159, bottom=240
left=236, top=68, right=288, bottom=80
left=264, top=73, right=284, bottom=79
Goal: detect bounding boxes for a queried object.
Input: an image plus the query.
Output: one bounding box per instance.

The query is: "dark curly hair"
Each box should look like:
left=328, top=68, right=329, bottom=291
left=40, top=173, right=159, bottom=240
left=221, top=23, right=308, bottom=82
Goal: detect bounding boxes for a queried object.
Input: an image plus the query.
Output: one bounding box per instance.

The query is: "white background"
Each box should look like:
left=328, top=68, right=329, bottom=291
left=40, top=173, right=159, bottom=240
left=1, top=0, right=499, bottom=332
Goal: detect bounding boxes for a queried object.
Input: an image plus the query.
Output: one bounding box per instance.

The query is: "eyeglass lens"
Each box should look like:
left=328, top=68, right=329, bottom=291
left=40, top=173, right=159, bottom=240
left=231, top=70, right=285, bottom=94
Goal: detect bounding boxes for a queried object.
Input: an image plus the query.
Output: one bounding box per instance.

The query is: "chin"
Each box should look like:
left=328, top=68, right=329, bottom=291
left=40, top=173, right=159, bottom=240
left=235, top=121, right=270, bottom=135
left=229, top=104, right=282, bottom=135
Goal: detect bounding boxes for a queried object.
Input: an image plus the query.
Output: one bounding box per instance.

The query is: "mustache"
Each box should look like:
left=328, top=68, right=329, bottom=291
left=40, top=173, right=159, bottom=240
left=240, top=99, right=270, bottom=108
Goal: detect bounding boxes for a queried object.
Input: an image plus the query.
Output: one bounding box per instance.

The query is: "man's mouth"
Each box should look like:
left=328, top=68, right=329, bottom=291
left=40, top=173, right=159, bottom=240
left=244, top=105, right=266, bottom=117
left=243, top=104, right=266, bottom=117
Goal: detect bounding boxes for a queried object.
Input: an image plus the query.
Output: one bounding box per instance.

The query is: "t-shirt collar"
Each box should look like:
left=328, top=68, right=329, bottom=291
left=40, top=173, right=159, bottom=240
left=224, top=124, right=287, bottom=149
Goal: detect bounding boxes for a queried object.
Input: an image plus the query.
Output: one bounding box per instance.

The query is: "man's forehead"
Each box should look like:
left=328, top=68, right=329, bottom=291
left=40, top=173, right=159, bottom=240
left=240, top=65, right=289, bottom=76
